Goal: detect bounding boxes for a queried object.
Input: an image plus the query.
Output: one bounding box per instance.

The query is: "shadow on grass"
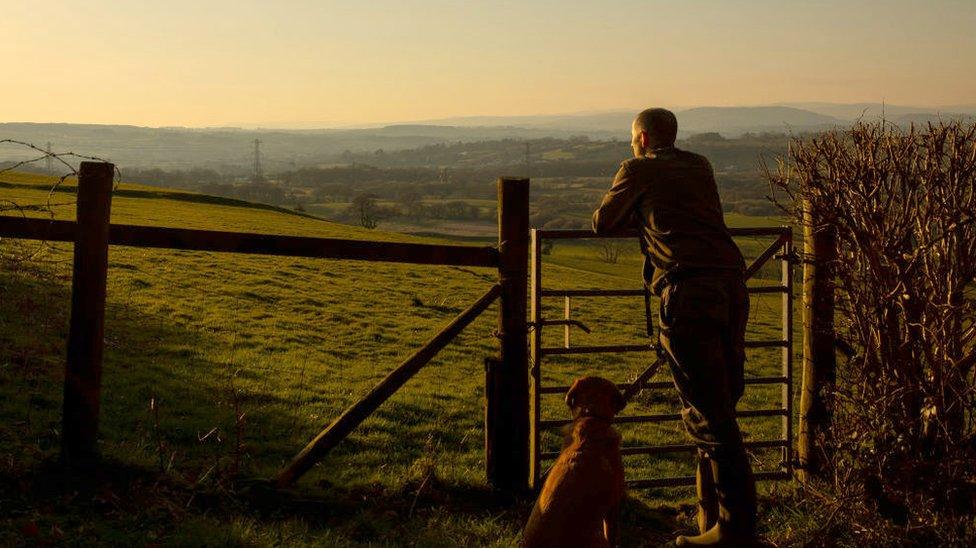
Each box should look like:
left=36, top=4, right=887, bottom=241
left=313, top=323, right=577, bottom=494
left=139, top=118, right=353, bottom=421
left=229, top=475, right=684, bottom=547
left=0, top=265, right=684, bottom=546
left=0, top=265, right=304, bottom=543
left=0, top=455, right=684, bottom=546
left=0, top=458, right=255, bottom=546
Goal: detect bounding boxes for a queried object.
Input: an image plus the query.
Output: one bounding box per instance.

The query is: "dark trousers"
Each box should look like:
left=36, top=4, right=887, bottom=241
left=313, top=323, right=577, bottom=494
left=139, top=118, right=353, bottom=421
left=658, top=275, right=757, bottom=535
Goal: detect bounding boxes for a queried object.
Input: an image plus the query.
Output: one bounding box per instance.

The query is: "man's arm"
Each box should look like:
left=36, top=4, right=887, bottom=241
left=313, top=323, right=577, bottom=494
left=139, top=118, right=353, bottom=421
left=592, top=162, right=642, bottom=235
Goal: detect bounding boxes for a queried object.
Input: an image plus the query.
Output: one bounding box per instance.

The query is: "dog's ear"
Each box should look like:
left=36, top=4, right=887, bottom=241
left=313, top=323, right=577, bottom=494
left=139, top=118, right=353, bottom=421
left=613, top=389, right=626, bottom=413
left=565, top=379, right=581, bottom=408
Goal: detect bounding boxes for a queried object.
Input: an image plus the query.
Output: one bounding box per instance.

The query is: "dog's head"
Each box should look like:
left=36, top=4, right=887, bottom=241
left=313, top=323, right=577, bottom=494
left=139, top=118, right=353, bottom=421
left=565, top=376, right=625, bottom=420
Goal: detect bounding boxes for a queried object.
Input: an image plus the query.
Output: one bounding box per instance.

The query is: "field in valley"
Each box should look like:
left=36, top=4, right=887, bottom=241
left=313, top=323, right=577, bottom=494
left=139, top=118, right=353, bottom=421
left=0, top=172, right=800, bottom=546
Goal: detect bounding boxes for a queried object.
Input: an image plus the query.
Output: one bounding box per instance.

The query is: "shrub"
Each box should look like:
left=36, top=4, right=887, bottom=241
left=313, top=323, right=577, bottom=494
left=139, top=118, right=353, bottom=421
left=766, top=120, right=976, bottom=529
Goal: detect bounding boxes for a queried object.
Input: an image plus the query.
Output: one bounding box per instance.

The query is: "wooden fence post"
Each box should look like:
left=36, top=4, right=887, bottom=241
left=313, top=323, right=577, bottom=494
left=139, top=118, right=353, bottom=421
left=62, top=161, right=114, bottom=465
left=798, top=202, right=837, bottom=481
left=486, top=177, right=529, bottom=491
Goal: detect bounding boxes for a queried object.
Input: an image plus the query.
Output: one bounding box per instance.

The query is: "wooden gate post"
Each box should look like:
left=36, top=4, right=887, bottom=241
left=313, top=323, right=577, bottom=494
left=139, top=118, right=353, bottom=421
left=486, top=177, right=529, bottom=491
left=798, top=201, right=837, bottom=481
left=62, top=161, right=114, bottom=465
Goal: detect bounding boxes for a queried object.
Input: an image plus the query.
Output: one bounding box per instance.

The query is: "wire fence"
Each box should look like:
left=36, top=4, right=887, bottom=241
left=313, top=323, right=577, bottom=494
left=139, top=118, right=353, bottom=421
left=0, top=139, right=121, bottom=264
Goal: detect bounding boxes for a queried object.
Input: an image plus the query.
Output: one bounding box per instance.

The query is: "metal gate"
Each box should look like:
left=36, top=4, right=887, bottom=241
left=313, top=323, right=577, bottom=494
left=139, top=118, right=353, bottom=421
left=528, top=227, right=794, bottom=489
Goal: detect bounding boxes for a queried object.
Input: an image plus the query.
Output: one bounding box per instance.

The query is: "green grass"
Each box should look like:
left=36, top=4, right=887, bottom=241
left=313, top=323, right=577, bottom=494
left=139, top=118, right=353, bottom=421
left=0, top=171, right=799, bottom=546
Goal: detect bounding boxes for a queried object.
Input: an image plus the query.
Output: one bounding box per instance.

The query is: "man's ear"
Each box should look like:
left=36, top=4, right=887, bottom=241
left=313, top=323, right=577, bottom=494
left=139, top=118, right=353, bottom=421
left=639, top=130, right=651, bottom=149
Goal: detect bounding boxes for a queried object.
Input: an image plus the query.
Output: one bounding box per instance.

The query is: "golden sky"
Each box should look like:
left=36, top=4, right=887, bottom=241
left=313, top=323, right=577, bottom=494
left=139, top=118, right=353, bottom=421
left=2, top=0, right=974, bottom=127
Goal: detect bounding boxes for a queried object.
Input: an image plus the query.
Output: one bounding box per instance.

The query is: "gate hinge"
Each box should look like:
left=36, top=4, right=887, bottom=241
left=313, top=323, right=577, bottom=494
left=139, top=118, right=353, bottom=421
left=774, top=250, right=802, bottom=265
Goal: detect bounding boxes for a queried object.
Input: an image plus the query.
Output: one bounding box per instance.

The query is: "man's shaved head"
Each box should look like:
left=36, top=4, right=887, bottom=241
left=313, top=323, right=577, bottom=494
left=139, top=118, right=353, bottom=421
left=631, top=108, right=678, bottom=156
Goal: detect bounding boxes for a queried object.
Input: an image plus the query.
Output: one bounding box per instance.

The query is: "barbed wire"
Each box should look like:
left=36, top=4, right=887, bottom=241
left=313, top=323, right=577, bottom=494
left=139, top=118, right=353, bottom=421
left=0, top=139, right=122, bottom=264
left=0, top=138, right=122, bottom=216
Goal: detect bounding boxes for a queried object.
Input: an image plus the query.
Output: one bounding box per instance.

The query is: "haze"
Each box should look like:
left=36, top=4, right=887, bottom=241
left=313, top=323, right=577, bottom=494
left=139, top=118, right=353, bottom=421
left=3, top=0, right=974, bottom=128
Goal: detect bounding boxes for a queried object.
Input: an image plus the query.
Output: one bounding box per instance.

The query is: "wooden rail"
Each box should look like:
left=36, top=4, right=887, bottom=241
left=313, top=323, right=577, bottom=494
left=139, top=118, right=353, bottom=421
left=2, top=163, right=532, bottom=489
left=0, top=217, right=498, bottom=267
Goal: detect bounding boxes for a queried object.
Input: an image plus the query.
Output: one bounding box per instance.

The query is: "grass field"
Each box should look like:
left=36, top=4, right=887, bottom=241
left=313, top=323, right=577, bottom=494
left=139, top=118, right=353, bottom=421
left=0, top=172, right=804, bottom=546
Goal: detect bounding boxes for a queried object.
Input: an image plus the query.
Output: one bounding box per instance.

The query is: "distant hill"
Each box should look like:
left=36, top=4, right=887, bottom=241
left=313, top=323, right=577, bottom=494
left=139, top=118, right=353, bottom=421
left=677, top=106, right=840, bottom=134
left=412, top=106, right=842, bottom=137
left=412, top=111, right=636, bottom=134
left=777, top=102, right=976, bottom=122
left=0, top=122, right=606, bottom=171
left=777, top=102, right=933, bottom=120
left=418, top=103, right=976, bottom=135
left=3, top=102, right=974, bottom=171
left=893, top=112, right=975, bottom=126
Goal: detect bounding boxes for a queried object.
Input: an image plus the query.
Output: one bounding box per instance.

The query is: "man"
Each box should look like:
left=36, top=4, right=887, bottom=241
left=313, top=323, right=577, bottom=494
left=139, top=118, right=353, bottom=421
left=592, top=108, right=757, bottom=547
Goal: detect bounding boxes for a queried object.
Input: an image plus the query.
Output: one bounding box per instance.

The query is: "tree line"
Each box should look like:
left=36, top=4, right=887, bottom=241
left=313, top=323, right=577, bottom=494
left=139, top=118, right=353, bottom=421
left=108, top=133, right=790, bottom=223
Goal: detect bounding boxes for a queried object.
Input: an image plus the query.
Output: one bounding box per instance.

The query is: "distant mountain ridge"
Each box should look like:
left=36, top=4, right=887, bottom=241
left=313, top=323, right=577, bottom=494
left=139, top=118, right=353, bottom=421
left=408, top=107, right=841, bottom=136
left=2, top=103, right=973, bottom=170
left=677, top=106, right=840, bottom=134
left=776, top=102, right=976, bottom=121
left=409, top=103, right=974, bottom=137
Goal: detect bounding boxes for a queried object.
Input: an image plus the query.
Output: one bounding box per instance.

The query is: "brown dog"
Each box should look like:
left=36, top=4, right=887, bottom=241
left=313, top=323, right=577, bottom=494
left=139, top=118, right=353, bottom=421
left=521, top=376, right=626, bottom=547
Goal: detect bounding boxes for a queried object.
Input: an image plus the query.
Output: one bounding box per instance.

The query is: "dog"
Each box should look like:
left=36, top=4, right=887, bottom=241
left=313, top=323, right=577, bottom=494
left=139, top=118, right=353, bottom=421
left=521, top=376, right=626, bottom=547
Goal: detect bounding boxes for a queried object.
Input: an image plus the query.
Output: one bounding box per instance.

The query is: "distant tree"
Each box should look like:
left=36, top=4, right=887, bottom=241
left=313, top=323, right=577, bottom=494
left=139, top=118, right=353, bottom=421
left=599, top=241, right=622, bottom=264
left=687, top=132, right=726, bottom=142
left=349, top=193, right=380, bottom=229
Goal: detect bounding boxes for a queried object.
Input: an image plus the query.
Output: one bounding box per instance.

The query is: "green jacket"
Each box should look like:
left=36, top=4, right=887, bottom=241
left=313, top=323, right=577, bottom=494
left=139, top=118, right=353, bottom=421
left=592, top=147, right=744, bottom=295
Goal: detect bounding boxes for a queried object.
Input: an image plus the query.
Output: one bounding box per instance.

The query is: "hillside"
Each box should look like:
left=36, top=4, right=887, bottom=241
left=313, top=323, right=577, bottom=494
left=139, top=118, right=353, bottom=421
left=0, top=173, right=796, bottom=545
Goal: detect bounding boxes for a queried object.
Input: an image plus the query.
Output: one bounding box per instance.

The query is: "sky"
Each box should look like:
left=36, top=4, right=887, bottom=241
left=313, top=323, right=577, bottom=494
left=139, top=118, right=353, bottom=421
left=2, top=0, right=974, bottom=128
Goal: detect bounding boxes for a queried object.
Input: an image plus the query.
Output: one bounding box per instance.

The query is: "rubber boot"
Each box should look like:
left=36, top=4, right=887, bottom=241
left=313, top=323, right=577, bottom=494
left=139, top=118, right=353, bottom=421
left=677, top=520, right=759, bottom=548
left=695, top=452, right=719, bottom=534
left=676, top=446, right=757, bottom=547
